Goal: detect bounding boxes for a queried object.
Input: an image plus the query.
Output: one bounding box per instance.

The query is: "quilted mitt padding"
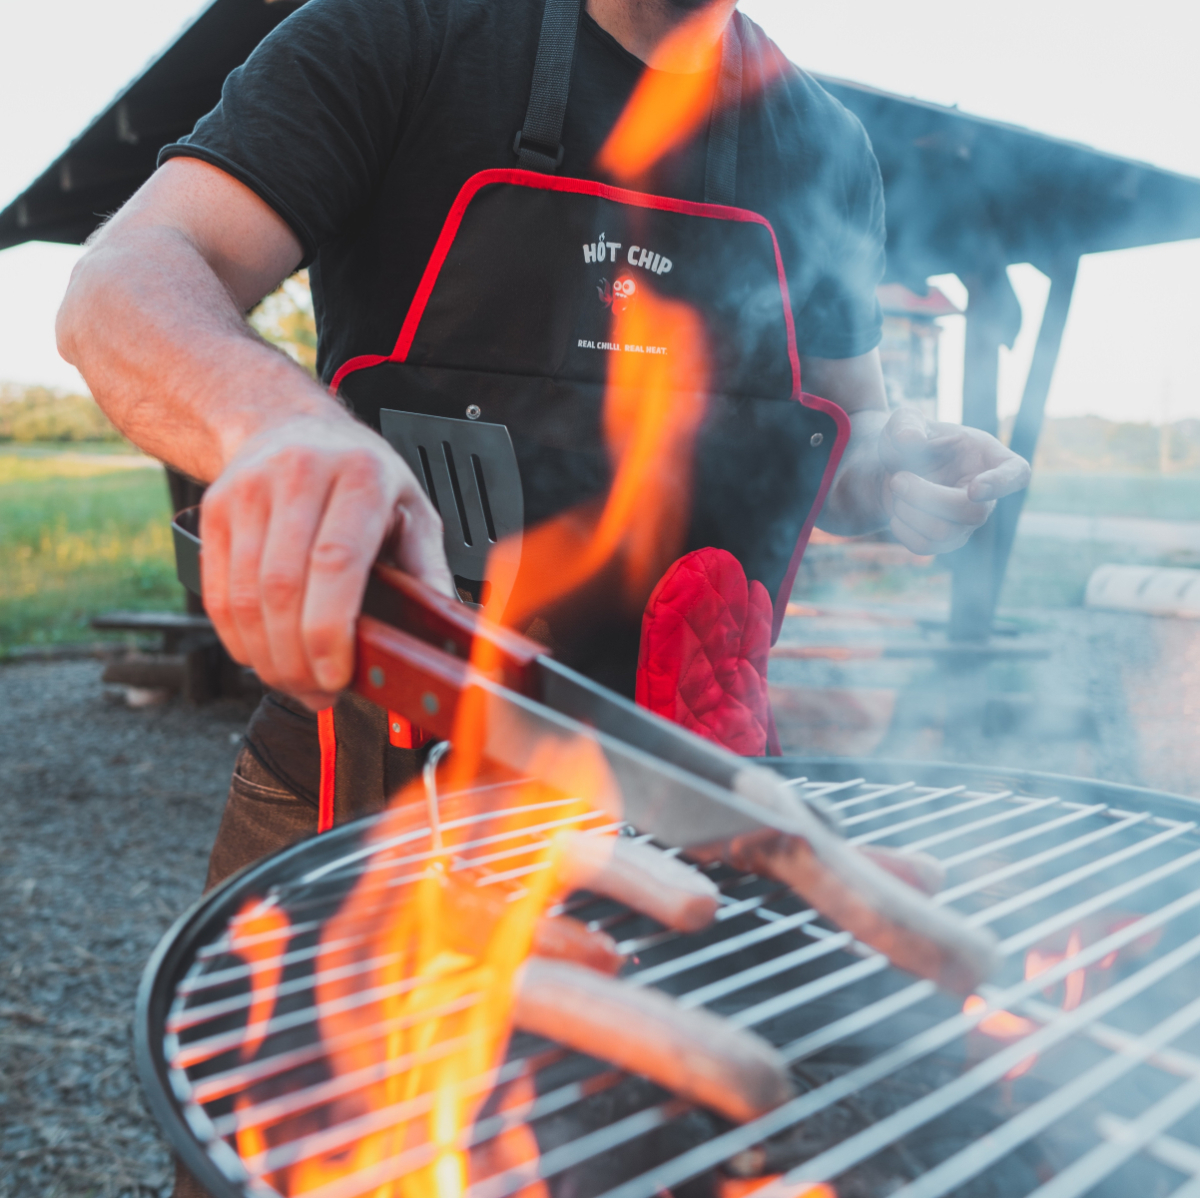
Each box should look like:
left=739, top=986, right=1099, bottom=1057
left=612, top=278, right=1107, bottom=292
left=636, top=547, right=773, bottom=756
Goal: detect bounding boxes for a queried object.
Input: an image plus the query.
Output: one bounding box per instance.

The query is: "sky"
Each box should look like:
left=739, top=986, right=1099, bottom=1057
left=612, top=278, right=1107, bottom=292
left=1, top=0, right=1199, bottom=424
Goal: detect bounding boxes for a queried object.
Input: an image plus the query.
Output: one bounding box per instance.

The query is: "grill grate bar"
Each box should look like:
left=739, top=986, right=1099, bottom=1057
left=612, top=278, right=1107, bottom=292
left=248, top=1057, right=620, bottom=1179
left=1097, top=1114, right=1200, bottom=1178
left=190, top=799, right=1180, bottom=1123
left=1034, top=1075, right=1200, bottom=1198
left=632, top=803, right=1171, bottom=1017
left=170, top=974, right=484, bottom=1071
left=170, top=946, right=473, bottom=1034
left=182, top=824, right=666, bottom=997
left=792, top=777, right=865, bottom=797
left=898, top=796, right=1059, bottom=854
left=175, top=805, right=1200, bottom=1153
left=209, top=1031, right=481, bottom=1138
left=625, top=908, right=819, bottom=988
left=472, top=902, right=1200, bottom=1198
left=826, top=780, right=918, bottom=811
left=848, top=792, right=1011, bottom=845
left=218, top=808, right=609, bottom=935
left=1022, top=997, right=1200, bottom=1080
left=936, top=803, right=1106, bottom=871
left=989, top=840, right=1200, bottom=956
left=676, top=930, right=853, bottom=1010
left=963, top=819, right=1193, bottom=928
left=883, top=992, right=1200, bottom=1198
left=940, top=810, right=1148, bottom=905
left=457, top=820, right=626, bottom=875
left=589, top=885, right=1200, bottom=1198
left=775, top=836, right=1200, bottom=1064
left=288, top=790, right=585, bottom=887
left=175, top=878, right=797, bottom=1077
left=190, top=999, right=513, bottom=1106
left=839, top=786, right=982, bottom=826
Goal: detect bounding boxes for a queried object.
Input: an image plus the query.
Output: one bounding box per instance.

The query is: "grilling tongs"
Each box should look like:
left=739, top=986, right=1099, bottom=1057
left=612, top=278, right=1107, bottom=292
left=172, top=508, right=998, bottom=995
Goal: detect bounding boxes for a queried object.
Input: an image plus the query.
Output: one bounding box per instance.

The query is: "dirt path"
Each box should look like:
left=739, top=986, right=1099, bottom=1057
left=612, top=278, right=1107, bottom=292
left=0, top=660, right=252, bottom=1198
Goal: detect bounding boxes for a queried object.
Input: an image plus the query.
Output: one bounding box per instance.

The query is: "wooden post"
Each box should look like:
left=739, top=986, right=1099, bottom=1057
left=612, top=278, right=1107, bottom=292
left=947, top=268, right=1020, bottom=642
left=989, top=256, right=1080, bottom=610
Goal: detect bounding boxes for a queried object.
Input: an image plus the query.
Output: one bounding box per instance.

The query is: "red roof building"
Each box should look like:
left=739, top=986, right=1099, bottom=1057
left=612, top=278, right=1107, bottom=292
left=876, top=283, right=963, bottom=420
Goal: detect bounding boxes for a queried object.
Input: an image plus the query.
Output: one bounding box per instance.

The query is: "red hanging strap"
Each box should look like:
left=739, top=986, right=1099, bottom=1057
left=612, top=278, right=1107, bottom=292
left=316, top=707, right=337, bottom=833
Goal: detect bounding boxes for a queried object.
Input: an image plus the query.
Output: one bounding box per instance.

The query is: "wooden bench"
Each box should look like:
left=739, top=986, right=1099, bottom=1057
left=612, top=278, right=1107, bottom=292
left=90, top=611, right=258, bottom=703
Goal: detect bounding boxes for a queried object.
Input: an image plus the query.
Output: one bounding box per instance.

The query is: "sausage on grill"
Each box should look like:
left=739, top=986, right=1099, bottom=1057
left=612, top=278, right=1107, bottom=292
left=685, top=766, right=1001, bottom=996
left=860, top=845, right=945, bottom=896
left=557, top=834, right=720, bottom=932
left=514, top=958, right=795, bottom=1124
left=532, top=915, right=625, bottom=975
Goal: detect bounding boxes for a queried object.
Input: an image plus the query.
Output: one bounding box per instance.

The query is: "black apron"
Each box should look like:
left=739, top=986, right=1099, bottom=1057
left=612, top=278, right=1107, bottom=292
left=323, top=0, right=849, bottom=820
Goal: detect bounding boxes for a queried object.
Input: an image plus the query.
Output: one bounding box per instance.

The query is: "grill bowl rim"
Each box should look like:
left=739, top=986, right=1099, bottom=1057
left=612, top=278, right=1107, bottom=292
left=768, top=756, right=1200, bottom=822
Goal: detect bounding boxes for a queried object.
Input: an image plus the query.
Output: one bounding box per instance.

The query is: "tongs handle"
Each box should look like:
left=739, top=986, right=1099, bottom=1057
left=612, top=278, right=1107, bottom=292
left=361, top=564, right=543, bottom=697
left=170, top=507, right=545, bottom=711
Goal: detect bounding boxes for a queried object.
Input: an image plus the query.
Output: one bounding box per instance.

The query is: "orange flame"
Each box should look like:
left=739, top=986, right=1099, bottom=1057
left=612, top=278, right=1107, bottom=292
left=230, top=898, right=292, bottom=1062
left=234, top=18, right=782, bottom=1190
left=278, top=799, right=583, bottom=1197
left=227, top=784, right=607, bottom=1197
left=964, top=927, right=1113, bottom=1080
left=445, top=285, right=710, bottom=791
left=469, top=1072, right=548, bottom=1198
left=484, top=284, right=709, bottom=636
left=596, top=3, right=730, bottom=184
left=226, top=900, right=293, bottom=1167
left=594, top=2, right=788, bottom=187
left=342, top=286, right=708, bottom=1197
left=718, top=1180, right=836, bottom=1198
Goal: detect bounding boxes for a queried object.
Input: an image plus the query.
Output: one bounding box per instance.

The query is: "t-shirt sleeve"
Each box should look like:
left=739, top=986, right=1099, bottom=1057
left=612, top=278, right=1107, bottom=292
left=794, top=108, right=887, bottom=360
left=158, top=0, right=430, bottom=266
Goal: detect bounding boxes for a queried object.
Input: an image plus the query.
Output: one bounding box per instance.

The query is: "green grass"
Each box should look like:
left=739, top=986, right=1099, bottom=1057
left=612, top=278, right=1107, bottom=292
left=1024, top=471, right=1200, bottom=522
left=0, top=450, right=182, bottom=652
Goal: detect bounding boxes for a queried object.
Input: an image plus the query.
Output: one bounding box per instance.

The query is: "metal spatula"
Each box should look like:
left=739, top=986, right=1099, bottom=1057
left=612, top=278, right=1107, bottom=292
left=379, top=409, right=524, bottom=613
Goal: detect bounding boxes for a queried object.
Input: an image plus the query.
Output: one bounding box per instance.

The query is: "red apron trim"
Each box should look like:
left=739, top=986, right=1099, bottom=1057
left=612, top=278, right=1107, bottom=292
left=770, top=391, right=850, bottom=642
left=331, top=168, right=802, bottom=396
left=388, top=710, right=432, bottom=751
left=316, top=707, right=337, bottom=833
left=330, top=167, right=853, bottom=641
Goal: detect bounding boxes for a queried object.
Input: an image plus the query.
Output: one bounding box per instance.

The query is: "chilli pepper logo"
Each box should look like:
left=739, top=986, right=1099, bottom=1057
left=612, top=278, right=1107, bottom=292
left=598, top=274, right=638, bottom=313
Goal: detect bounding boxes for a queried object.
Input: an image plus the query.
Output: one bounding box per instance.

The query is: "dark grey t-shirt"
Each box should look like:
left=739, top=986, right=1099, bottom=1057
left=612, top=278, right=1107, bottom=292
left=160, top=0, right=887, bottom=805
left=162, top=0, right=885, bottom=384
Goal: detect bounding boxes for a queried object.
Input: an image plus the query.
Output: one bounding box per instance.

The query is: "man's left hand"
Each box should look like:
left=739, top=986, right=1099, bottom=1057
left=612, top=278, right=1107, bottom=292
left=877, top=408, right=1031, bottom=556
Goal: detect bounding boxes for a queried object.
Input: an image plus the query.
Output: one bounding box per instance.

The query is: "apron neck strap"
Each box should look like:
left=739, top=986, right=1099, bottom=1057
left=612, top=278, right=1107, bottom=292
left=515, top=0, right=742, bottom=200
left=704, top=17, right=742, bottom=206
left=514, top=0, right=583, bottom=172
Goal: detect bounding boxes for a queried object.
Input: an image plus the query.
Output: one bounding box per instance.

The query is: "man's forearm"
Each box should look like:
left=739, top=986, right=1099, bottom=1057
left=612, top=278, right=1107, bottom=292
left=815, top=407, right=889, bottom=536
left=57, top=224, right=340, bottom=483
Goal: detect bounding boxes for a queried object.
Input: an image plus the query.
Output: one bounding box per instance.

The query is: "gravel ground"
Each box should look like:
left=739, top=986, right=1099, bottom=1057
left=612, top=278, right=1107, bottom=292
left=0, top=660, right=253, bottom=1198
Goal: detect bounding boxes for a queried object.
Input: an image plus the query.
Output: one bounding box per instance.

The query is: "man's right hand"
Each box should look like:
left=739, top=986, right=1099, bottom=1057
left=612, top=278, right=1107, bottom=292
left=200, top=413, right=454, bottom=710
left=56, top=158, right=455, bottom=711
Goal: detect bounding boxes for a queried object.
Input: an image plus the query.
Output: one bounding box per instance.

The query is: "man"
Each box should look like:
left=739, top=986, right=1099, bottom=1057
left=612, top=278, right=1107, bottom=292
left=57, top=0, right=1028, bottom=862
left=58, top=2, right=1025, bottom=1182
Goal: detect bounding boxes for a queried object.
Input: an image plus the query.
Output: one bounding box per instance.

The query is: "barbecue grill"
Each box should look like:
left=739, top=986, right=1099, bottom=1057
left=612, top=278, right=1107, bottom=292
left=137, top=757, right=1200, bottom=1198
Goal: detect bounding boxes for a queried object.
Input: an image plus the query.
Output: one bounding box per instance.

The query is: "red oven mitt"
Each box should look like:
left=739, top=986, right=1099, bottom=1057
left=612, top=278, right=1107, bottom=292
left=635, top=547, right=778, bottom=757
